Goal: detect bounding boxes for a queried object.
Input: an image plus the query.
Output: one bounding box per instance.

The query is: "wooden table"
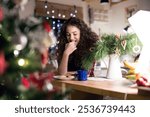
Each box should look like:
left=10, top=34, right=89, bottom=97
left=52, top=77, right=150, bottom=100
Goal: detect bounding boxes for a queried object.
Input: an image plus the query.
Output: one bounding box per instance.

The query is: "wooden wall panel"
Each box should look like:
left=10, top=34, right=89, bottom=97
left=35, top=1, right=83, bottom=20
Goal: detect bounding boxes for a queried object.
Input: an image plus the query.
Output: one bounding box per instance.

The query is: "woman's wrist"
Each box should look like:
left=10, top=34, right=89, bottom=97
left=63, top=51, right=70, bottom=57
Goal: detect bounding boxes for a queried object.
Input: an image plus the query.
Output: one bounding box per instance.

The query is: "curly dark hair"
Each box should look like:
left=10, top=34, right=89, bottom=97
left=57, top=17, right=99, bottom=69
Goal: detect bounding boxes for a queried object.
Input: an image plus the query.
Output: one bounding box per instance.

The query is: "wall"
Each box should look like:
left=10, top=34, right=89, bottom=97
left=91, top=0, right=150, bottom=35
left=138, top=0, right=150, bottom=11
left=91, top=0, right=137, bottom=34
left=109, top=0, right=137, bottom=34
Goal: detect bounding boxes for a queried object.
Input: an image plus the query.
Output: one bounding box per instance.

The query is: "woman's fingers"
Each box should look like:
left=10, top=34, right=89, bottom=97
left=65, top=41, right=77, bottom=54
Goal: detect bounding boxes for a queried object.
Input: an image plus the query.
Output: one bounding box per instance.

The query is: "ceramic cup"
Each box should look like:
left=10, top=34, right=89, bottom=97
left=77, top=70, right=87, bottom=81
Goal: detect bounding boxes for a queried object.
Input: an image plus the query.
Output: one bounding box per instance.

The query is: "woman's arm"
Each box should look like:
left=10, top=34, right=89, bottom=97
left=58, top=42, right=77, bottom=75
left=58, top=52, right=69, bottom=75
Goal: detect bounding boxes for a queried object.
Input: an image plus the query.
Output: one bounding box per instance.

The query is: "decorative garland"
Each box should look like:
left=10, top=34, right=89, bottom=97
left=82, top=33, right=142, bottom=70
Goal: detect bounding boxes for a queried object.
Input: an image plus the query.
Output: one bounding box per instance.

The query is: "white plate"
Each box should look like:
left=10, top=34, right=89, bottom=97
left=53, top=75, right=75, bottom=80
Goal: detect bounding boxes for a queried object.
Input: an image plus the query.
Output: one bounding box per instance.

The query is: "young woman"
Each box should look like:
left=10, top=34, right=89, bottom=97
left=57, top=17, right=99, bottom=75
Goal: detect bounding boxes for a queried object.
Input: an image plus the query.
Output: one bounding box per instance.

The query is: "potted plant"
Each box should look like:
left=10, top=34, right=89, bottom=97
left=82, top=33, right=142, bottom=75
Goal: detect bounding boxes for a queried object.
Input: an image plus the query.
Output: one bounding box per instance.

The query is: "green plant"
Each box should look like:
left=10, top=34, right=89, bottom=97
left=82, top=33, right=142, bottom=70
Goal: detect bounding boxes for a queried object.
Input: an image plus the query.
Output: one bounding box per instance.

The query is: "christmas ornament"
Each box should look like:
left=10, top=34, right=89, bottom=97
left=115, top=35, right=120, bottom=40
left=43, top=21, right=57, bottom=47
left=41, top=49, right=49, bottom=68
left=12, top=32, right=28, bottom=50
left=121, top=39, right=127, bottom=50
left=29, top=72, right=53, bottom=90
left=20, top=0, right=28, bottom=11
left=43, top=21, right=51, bottom=33
left=0, top=7, right=3, bottom=22
left=132, top=36, right=141, bottom=54
left=132, top=45, right=141, bottom=54
left=28, top=26, right=52, bottom=53
left=21, top=77, right=30, bottom=89
left=0, top=52, right=7, bottom=75
left=43, top=81, right=53, bottom=91
left=115, top=47, right=120, bottom=55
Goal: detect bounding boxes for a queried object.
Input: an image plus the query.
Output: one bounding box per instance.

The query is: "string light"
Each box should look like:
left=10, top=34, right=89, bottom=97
left=52, top=21, right=55, bottom=24
left=43, top=2, right=79, bottom=32
left=62, top=14, right=66, bottom=18
left=15, top=45, right=23, bottom=50
left=74, top=5, right=77, bottom=14
left=58, top=13, right=61, bottom=17
left=70, top=13, right=73, bottom=17
left=58, top=9, right=61, bottom=17
left=45, top=5, right=48, bottom=9
left=75, top=10, right=77, bottom=13
left=57, top=24, right=60, bottom=28
left=18, top=58, right=26, bottom=66
left=14, top=50, right=19, bottom=56
left=52, top=10, right=55, bottom=13
left=46, top=11, right=50, bottom=14
left=73, top=14, right=76, bottom=17
left=44, top=1, right=48, bottom=9
left=43, top=1, right=78, bottom=19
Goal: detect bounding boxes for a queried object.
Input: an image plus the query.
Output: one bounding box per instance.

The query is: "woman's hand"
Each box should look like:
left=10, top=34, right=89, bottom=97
left=64, top=41, right=77, bottom=55
left=58, top=41, right=77, bottom=75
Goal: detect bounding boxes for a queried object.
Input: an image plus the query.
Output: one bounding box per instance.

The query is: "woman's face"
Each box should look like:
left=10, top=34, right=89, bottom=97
left=66, top=25, right=80, bottom=46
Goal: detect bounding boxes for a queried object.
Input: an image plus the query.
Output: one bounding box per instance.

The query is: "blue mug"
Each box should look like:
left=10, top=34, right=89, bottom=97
left=77, top=70, right=87, bottom=81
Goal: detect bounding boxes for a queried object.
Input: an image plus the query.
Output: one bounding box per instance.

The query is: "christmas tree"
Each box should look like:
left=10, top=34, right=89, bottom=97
left=0, top=0, right=68, bottom=100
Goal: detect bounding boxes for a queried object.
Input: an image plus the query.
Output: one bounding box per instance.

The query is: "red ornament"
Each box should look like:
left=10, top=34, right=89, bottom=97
left=0, top=7, right=4, bottom=22
left=0, top=52, right=7, bottom=75
left=29, top=72, right=53, bottom=90
left=21, top=77, right=30, bottom=89
left=43, top=21, right=51, bottom=32
left=41, top=49, right=49, bottom=68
